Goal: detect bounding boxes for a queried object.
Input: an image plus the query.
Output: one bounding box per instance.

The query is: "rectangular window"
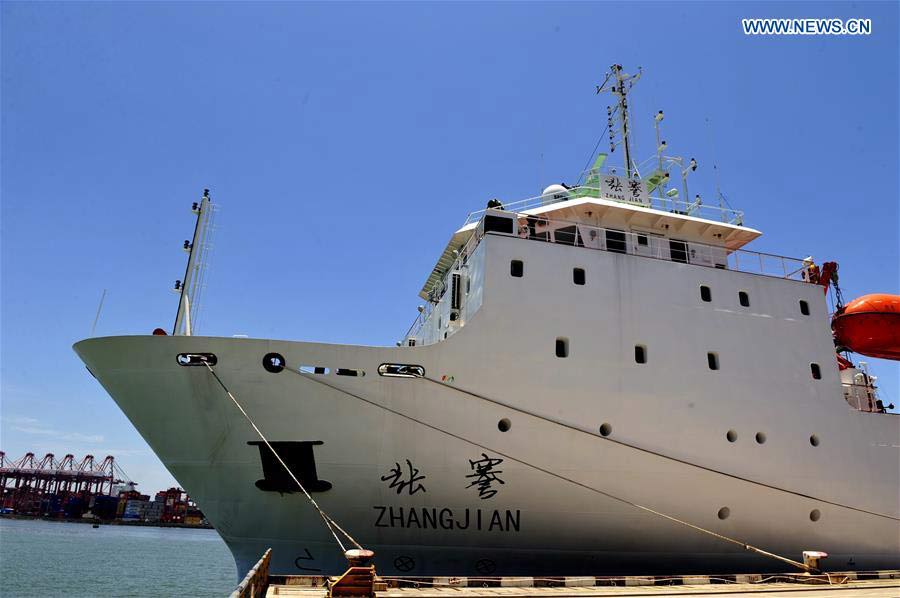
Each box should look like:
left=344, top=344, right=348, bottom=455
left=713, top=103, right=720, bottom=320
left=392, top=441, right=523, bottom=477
left=451, top=273, right=462, bottom=310
left=573, top=268, right=585, bottom=285
left=739, top=291, right=750, bottom=307
left=555, top=338, right=569, bottom=358
left=700, top=285, right=712, bottom=302
left=669, top=239, right=688, bottom=263
left=707, top=352, right=719, bottom=370
left=637, top=234, right=649, bottom=246
left=799, top=300, right=810, bottom=316
left=554, top=225, right=583, bottom=247
left=528, top=217, right=550, bottom=241
left=510, top=260, right=523, bottom=277
left=484, top=214, right=514, bottom=234
left=635, top=345, right=647, bottom=364
left=810, top=363, right=821, bottom=379
left=605, top=230, right=627, bottom=254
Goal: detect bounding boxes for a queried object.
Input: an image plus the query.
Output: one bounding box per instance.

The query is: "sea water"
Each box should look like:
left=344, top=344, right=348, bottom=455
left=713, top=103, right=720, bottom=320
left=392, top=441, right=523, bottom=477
left=0, top=518, right=236, bottom=597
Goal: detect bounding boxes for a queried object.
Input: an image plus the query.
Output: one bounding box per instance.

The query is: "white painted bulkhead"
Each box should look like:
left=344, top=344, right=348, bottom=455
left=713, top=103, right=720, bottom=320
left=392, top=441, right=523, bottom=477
left=73, top=232, right=900, bottom=579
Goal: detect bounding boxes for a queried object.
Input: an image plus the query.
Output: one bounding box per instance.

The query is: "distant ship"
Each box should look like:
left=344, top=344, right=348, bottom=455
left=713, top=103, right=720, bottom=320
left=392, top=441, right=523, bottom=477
left=74, top=66, right=900, bottom=578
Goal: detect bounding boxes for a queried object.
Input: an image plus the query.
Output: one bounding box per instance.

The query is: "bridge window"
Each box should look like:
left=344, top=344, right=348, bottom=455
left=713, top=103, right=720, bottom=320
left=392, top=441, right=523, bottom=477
left=799, top=300, right=810, bottom=316
left=510, top=260, right=523, bottom=278
left=739, top=291, right=750, bottom=307
left=605, top=230, right=627, bottom=254
left=555, top=225, right=582, bottom=246
left=484, top=214, right=514, bottom=234
left=573, top=268, right=585, bottom=285
left=700, top=285, right=712, bottom=302
left=555, top=338, right=569, bottom=358
left=810, top=363, right=821, bottom=380
left=707, top=352, right=719, bottom=370
left=669, top=239, right=688, bottom=263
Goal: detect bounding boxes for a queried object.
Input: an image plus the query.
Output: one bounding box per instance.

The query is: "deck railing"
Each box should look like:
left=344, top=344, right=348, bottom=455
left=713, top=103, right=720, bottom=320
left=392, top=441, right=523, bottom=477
left=464, top=185, right=744, bottom=226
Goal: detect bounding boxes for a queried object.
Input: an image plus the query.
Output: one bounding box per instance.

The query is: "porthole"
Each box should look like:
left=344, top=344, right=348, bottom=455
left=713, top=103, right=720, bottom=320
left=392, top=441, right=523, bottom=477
left=799, top=300, right=810, bottom=316
left=738, top=291, right=750, bottom=307
left=262, top=352, right=286, bottom=373
left=510, top=260, right=523, bottom=278
left=717, top=507, right=730, bottom=520
left=634, top=345, right=647, bottom=364
left=599, top=423, right=612, bottom=437
left=700, top=285, right=712, bottom=302
left=555, top=337, right=569, bottom=358
left=726, top=430, right=738, bottom=443
left=809, top=509, right=821, bottom=522
left=810, top=363, right=822, bottom=380
left=498, top=418, right=511, bottom=432
left=707, top=352, right=719, bottom=370
left=755, top=432, right=767, bottom=444
left=809, top=434, right=820, bottom=447
left=573, top=268, right=586, bottom=286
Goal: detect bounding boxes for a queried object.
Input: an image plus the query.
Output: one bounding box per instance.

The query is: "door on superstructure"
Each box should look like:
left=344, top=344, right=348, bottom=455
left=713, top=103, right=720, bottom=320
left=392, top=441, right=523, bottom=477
left=669, top=239, right=688, bottom=263
left=632, top=230, right=661, bottom=258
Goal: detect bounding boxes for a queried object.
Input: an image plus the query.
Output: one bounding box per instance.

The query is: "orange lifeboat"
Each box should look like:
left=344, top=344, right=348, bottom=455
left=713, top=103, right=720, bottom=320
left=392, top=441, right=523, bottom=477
left=832, top=294, right=900, bottom=360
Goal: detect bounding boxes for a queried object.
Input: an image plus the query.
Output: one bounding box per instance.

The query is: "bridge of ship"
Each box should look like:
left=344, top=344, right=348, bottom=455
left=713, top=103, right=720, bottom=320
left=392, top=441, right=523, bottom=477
left=417, top=188, right=807, bottom=306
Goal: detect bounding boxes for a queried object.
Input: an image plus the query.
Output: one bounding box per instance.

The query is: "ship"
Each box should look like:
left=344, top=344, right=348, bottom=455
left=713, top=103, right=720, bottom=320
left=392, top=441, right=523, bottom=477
left=73, top=66, right=900, bottom=578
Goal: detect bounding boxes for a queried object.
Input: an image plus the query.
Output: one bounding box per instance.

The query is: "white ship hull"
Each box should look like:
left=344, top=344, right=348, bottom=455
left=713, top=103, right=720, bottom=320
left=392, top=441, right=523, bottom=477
left=74, top=235, right=900, bottom=577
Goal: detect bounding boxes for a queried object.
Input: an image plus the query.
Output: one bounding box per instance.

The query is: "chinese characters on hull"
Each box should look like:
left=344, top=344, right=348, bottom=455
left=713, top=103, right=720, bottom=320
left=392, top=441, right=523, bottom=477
left=381, top=459, right=427, bottom=496
left=466, top=453, right=505, bottom=500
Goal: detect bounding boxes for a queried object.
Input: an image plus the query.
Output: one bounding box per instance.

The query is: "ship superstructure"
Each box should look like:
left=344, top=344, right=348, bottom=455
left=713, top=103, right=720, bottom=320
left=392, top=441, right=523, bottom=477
left=73, top=66, right=899, bottom=579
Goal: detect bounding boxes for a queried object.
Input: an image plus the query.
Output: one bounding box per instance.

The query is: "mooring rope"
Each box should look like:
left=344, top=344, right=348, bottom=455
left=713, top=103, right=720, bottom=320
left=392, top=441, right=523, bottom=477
left=420, top=375, right=900, bottom=523
left=203, top=362, right=363, bottom=555
left=285, top=367, right=816, bottom=573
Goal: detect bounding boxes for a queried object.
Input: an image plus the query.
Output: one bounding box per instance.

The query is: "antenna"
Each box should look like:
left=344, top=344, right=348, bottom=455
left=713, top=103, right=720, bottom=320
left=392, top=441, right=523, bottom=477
left=706, top=117, right=726, bottom=213
left=596, top=64, right=642, bottom=179
left=90, top=289, right=107, bottom=336
left=173, top=189, right=216, bottom=336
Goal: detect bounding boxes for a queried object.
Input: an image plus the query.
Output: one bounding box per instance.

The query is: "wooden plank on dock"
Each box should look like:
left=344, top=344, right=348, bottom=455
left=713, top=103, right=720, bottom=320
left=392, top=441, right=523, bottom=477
left=266, top=575, right=900, bottom=598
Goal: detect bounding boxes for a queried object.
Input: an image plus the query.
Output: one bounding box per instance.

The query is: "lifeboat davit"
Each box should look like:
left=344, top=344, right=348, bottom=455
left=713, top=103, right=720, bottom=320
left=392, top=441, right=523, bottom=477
left=832, top=293, right=900, bottom=360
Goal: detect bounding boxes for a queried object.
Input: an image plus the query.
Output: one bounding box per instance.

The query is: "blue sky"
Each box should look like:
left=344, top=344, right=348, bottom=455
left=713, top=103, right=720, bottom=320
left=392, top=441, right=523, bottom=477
left=2, top=2, right=898, bottom=493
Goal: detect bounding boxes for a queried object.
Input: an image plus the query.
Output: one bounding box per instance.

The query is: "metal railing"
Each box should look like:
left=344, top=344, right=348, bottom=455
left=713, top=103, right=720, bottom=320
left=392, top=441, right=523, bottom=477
left=491, top=213, right=805, bottom=279
left=464, top=183, right=744, bottom=227
left=842, top=382, right=884, bottom=413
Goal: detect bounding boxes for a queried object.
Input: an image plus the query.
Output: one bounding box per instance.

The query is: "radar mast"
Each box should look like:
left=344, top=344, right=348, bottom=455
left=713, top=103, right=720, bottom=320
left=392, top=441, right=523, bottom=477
left=596, top=64, right=642, bottom=179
